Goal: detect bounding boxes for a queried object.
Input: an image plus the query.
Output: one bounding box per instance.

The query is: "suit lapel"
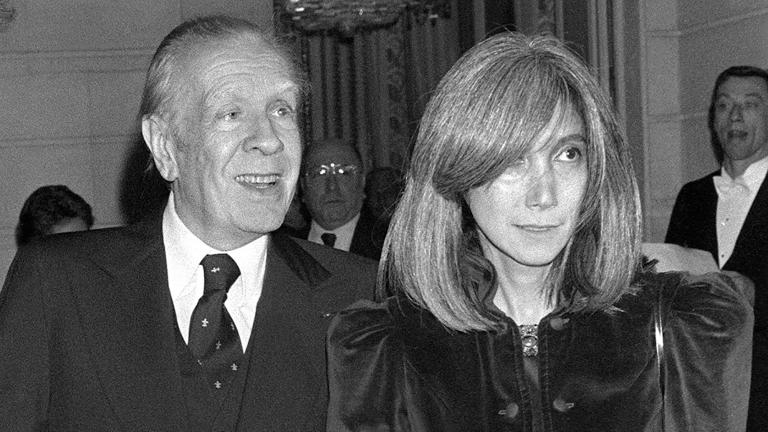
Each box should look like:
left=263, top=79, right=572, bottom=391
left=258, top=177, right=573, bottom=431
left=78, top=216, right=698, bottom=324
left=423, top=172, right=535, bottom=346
left=69, top=219, right=189, bottom=431
left=236, top=234, right=333, bottom=431
left=700, top=176, right=720, bottom=259
left=349, top=210, right=385, bottom=260
left=349, top=212, right=371, bottom=257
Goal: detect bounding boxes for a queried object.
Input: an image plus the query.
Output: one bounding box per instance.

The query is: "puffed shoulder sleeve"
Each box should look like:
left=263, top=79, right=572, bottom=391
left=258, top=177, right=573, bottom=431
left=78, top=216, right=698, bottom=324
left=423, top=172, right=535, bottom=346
left=326, top=300, right=411, bottom=432
left=662, top=271, right=754, bottom=431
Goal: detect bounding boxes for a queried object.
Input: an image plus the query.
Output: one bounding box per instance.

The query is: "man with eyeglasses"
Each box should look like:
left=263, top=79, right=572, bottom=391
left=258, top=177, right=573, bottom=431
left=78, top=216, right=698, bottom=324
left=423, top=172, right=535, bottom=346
left=284, top=138, right=387, bottom=260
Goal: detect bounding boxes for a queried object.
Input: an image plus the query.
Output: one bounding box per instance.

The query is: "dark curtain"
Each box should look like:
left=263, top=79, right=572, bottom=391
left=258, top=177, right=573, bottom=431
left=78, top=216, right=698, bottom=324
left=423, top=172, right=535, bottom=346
left=276, top=1, right=461, bottom=173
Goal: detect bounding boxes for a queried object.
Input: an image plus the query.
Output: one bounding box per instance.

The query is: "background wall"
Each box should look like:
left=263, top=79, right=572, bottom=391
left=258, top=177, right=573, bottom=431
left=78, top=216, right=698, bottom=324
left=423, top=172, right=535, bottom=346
left=641, top=0, right=768, bottom=240
left=1, top=1, right=768, bottom=277
left=0, top=0, right=272, bottom=278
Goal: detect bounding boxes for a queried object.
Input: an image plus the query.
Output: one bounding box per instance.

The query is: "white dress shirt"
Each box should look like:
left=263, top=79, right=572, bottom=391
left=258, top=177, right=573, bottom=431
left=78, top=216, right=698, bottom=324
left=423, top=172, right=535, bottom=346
left=307, top=213, right=360, bottom=252
left=715, top=156, right=768, bottom=267
left=162, top=193, right=268, bottom=352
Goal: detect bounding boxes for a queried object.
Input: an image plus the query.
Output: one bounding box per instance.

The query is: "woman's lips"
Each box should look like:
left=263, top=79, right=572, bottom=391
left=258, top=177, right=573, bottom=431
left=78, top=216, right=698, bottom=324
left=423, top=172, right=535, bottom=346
left=516, top=224, right=560, bottom=232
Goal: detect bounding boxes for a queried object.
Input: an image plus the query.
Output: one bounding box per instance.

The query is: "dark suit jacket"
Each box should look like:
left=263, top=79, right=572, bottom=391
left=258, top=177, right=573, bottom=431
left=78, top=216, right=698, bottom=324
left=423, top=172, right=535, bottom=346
left=279, top=209, right=388, bottom=261
left=666, top=170, right=768, bottom=431
left=0, top=217, right=376, bottom=431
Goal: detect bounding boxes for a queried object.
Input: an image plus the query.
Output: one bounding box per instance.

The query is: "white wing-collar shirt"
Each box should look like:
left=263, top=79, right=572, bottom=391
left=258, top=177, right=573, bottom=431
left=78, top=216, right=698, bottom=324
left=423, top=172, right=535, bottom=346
left=163, top=192, right=268, bottom=352
left=715, top=155, right=768, bottom=267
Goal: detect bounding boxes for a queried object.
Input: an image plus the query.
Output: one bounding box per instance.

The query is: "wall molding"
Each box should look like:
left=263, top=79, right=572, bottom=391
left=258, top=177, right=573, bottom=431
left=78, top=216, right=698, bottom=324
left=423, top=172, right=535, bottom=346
left=645, top=8, right=768, bottom=39
left=0, top=49, right=153, bottom=76
left=678, top=7, right=768, bottom=37
left=0, top=134, right=136, bottom=149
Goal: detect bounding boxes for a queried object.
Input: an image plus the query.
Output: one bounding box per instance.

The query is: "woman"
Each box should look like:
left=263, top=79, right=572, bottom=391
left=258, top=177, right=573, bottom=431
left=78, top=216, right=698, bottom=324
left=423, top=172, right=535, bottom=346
left=326, top=33, right=753, bottom=431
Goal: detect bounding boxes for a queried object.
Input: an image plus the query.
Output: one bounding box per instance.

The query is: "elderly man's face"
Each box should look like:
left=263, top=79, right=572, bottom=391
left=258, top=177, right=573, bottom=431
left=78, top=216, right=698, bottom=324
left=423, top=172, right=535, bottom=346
left=148, top=36, right=302, bottom=249
left=714, top=76, right=768, bottom=172
left=301, top=144, right=365, bottom=230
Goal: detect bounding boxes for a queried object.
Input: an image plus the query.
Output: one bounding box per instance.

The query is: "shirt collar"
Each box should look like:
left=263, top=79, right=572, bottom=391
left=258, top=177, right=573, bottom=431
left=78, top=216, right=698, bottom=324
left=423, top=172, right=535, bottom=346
left=310, top=212, right=360, bottom=235
left=308, top=212, right=360, bottom=250
left=163, top=192, right=268, bottom=299
left=721, top=154, right=768, bottom=190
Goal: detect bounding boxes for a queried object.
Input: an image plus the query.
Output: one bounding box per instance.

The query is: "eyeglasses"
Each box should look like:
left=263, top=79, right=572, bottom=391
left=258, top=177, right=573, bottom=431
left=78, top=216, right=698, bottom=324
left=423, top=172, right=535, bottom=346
left=302, top=163, right=360, bottom=180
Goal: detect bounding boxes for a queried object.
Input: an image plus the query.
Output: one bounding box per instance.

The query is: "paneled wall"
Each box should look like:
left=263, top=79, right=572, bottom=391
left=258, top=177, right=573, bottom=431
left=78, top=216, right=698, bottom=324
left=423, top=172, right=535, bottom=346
left=642, top=0, right=768, bottom=240
left=0, top=0, right=272, bottom=279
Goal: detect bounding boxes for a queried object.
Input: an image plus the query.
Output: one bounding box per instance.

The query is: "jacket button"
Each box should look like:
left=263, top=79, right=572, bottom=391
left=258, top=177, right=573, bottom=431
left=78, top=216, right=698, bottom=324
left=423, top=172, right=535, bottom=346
left=553, top=397, right=575, bottom=412
left=498, top=401, right=519, bottom=421
left=549, top=317, right=570, bottom=330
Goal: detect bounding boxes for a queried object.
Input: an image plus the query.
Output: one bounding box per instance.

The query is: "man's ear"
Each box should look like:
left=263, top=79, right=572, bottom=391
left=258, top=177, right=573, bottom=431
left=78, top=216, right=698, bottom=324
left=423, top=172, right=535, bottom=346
left=358, top=174, right=367, bottom=198
left=142, top=114, right=179, bottom=182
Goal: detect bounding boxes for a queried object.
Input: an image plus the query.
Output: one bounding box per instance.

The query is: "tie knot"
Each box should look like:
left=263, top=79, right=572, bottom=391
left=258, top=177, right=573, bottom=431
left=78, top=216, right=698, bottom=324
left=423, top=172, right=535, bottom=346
left=200, top=254, right=241, bottom=294
left=321, top=232, right=337, bottom=247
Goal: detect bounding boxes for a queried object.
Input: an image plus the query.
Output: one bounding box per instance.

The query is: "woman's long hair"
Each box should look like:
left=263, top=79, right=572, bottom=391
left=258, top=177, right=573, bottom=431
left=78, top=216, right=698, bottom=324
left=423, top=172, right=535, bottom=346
left=379, top=32, right=642, bottom=332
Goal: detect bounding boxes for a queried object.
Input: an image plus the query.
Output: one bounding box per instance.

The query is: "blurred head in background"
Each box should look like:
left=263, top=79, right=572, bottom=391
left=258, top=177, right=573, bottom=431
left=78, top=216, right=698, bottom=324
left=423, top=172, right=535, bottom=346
left=16, top=185, right=94, bottom=246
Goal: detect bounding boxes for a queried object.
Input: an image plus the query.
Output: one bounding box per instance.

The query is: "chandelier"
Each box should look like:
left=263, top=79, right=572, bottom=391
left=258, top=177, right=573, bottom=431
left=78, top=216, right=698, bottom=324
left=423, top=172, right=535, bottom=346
left=279, top=0, right=451, bottom=35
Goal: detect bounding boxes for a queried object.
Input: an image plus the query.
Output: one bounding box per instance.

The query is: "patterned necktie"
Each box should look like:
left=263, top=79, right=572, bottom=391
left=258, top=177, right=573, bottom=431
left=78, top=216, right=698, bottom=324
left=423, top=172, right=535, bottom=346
left=321, top=232, right=337, bottom=247
left=189, top=254, right=243, bottom=382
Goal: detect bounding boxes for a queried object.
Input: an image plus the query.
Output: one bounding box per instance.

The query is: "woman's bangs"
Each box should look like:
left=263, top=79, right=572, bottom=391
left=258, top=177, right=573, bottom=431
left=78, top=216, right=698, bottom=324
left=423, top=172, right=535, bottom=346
left=514, top=102, right=573, bottom=171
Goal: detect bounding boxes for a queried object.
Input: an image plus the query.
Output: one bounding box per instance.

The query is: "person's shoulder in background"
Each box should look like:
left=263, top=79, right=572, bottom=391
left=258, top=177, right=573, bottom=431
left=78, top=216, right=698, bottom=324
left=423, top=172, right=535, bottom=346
left=271, top=232, right=378, bottom=306
left=642, top=242, right=718, bottom=275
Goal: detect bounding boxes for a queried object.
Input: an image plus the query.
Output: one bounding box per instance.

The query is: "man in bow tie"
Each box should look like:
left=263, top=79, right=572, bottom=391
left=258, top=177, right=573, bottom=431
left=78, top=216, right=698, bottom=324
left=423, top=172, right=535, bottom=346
left=0, top=15, right=375, bottom=431
left=666, top=65, right=768, bottom=431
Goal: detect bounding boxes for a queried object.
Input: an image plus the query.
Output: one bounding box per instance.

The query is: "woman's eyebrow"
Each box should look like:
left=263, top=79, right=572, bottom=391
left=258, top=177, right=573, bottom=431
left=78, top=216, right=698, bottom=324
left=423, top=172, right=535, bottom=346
left=557, top=133, right=586, bottom=143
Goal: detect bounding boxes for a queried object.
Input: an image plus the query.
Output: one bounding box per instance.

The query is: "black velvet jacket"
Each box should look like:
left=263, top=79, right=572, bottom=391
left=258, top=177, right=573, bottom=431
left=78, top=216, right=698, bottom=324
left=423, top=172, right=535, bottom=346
left=327, top=272, right=753, bottom=431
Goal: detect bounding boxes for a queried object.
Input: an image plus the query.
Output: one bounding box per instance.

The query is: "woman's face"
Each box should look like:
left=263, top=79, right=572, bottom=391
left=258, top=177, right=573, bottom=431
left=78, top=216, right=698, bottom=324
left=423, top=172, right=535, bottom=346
left=465, top=104, right=588, bottom=274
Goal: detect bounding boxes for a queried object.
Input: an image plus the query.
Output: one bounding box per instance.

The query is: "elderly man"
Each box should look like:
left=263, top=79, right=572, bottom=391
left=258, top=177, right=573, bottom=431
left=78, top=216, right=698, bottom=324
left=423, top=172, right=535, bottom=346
left=286, top=139, right=387, bottom=260
left=0, top=16, right=375, bottom=431
left=665, top=65, right=768, bottom=431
